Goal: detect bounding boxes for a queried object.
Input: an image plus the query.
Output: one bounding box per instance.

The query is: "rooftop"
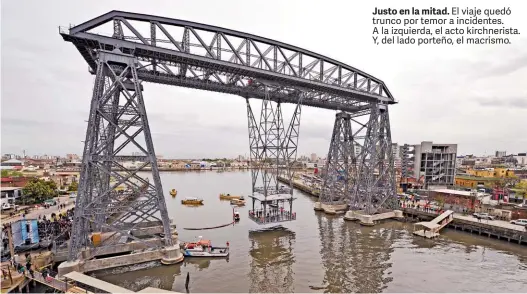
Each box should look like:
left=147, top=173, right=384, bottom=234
left=249, top=193, right=297, bottom=202
left=432, top=189, right=484, bottom=197
left=455, top=175, right=502, bottom=181
left=1, top=187, right=23, bottom=192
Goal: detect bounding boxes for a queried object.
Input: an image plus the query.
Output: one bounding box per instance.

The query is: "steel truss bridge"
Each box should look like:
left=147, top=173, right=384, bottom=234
left=60, top=10, right=397, bottom=262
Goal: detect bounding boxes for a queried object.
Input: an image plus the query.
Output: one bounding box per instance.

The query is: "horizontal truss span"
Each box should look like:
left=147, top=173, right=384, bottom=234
left=60, top=10, right=395, bottom=112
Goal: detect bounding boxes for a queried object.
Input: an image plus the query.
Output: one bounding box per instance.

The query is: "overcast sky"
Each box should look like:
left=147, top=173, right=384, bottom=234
left=1, top=0, right=526, bottom=159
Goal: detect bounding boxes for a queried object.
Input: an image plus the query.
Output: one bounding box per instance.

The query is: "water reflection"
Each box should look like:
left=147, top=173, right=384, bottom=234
left=93, top=258, right=230, bottom=291
left=248, top=228, right=296, bottom=293
left=316, top=212, right=398, bottom=293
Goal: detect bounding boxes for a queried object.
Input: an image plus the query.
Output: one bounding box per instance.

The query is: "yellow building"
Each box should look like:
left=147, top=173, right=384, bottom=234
left=454, top=175, right=501, bottom=189
left=466, top=168, right=516, bottom=178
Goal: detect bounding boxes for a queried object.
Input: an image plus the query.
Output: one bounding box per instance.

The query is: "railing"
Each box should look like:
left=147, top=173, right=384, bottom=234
left=25, top=269, right=91, bottom=293
left=248, top=210, right=297, bottom=224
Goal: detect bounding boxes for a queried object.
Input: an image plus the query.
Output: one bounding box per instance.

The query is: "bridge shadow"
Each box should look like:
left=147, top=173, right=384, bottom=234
left=316, top=212, right=397, bottom=293
left=247, top=227, right=296, bottom=293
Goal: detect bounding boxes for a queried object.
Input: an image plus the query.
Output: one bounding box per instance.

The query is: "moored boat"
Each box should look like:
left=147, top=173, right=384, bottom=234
left=219, top=193, right=243, bottom=200
left=181, top=197, right=204, bottom=205
left=170, top=189, right=178, bottom=197
left=181, top=237, right=229, bottom=257
left=230, top=199, right=245, bottom=206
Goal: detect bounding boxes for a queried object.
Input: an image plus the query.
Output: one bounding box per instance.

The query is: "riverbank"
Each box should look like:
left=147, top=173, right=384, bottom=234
left=277, top=175, right=527, bottom=245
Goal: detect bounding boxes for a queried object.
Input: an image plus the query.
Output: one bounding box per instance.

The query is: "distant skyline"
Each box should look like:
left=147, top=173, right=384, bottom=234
left=2, top=0, right=526, bottom=158
left=4, top=148, right=525, bottom=160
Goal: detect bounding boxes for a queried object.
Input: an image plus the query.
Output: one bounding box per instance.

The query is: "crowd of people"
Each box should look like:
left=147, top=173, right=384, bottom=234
left=1, top=207, right=74, bottom=254
left=37, top=208, right=74, bottom=241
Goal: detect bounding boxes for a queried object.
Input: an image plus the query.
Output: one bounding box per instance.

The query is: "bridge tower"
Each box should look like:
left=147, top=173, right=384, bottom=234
left=315, top=112, right=356, bottom=213
left=245, top=85, right=302, bottom=226
left=350, top=103, right=398, bottom=215
left=59, top=49, right=182, bottom=276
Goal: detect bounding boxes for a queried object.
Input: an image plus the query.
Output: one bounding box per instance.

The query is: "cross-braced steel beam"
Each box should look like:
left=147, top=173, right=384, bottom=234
left=68, top=49, right=172, bottom=261
left=246, top=85, right=302, bottom=224
left=319, top=112, right=356, bottom=206
left=350, top=104, right=398, bottom=214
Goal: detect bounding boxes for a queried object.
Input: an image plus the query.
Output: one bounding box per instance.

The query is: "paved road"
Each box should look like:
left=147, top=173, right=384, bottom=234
left=2, top=196, right=76, bottom=224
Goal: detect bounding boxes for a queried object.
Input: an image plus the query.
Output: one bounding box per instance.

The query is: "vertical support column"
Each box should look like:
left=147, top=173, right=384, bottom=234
left=318, top=112, right=356, bottom=211
left=352, top=103, right=397, bottom=215
left=180, top=27, right=190, bottom=77
left=68, top=49, right=175, bottom=262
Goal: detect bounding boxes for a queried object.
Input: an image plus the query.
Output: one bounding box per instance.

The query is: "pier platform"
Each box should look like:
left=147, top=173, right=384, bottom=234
left=313, top=202, right=348, bottom=214
left=404, top=208, right=527, bottom=245
left=413, top=210, right=454, bottom=239
left=344, top=209, right=404, bottom=225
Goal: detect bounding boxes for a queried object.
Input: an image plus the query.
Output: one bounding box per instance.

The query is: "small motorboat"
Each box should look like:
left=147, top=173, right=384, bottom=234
left=219, top=193, right=242, bottom=200
left=181, top=197, right=204, bottom=205
left=230, top=199, right=245, bottom=206
left=170, top=189, right=178, bottom=197
left=181, top=237, right=229, bottom=257
left=233, top=211, right=240, bottom=222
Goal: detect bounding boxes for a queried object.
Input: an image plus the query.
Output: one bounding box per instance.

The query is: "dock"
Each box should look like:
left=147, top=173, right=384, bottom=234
left=413, top=210, right=454, bottom=238
left=404, top=208, right=527, bottom=245
left=277, top=174, right=527, bottom=245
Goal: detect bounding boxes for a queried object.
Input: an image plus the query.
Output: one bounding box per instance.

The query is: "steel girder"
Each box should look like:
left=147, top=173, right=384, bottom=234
left=350, top=104, right=398, bottom=215
left=68, top=49, right=172, bottom=261
left=60, top=11, right=395, bottom=113
left=319, top=112, right=357, bottom=206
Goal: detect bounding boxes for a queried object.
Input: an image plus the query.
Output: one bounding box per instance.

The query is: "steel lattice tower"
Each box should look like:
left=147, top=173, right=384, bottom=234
left=319, top=112, right=356, bottom=206
left=246, top=85, right=302, bottom=223
left=68, top=49, right=173, bottom=261
left=351, top=103, right=397, bottom=214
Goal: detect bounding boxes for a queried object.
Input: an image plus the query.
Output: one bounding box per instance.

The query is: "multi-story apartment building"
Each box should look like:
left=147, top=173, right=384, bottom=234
left=400, top=141, right=457, bottom=188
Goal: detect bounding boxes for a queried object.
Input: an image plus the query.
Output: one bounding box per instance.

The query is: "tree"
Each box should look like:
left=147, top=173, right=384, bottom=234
left=514, top=181, right=527, bottom=198
left=22, top=178, right=58, bottom=204
left=68, top=181, right=78, bottom=192
left=1, top=170, right=23, bottom=177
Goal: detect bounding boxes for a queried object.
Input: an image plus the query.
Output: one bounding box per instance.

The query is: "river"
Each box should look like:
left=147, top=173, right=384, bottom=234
left=93, top=171, right=527, bottom=293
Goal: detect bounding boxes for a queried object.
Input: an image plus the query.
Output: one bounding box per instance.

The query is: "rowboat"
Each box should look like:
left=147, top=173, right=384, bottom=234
left=181, top=237, right=229, bottom=257
left=219, top=193, right=243, bottom=200
left=170, top=189, right=177, bottom=197
left=181, top=197, right=204, bottom=205
left=230, top=199, right=245, bottom=206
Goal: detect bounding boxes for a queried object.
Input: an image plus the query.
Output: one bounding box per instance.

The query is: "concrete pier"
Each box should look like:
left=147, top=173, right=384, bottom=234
left=57, top=226, right=184, bottom=277
left=344, top=210, right=403, bottom=225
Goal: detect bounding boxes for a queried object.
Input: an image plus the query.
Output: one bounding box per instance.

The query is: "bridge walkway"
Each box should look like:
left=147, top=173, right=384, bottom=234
left=24, top=270, right=92, bottom=293
left=413, top=210, right=454, bottom=239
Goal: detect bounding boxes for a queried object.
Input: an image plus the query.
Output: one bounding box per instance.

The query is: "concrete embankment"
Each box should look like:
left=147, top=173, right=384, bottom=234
left=278, top=176, right=527, bottom=246
left=277, top=175, right=320, bottom=197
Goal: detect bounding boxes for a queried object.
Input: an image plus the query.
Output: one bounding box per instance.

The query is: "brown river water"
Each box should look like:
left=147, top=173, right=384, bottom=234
left=93, top=171, right=527, bottom=293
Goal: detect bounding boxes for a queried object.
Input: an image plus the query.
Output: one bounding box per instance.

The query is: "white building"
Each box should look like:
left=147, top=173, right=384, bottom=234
left=401, top=141, right=457, bottom=187
left=310, top=153, right=317, bottom=162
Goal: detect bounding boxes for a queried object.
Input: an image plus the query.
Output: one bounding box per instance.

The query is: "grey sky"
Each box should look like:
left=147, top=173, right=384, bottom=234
left=1, top=0, right=526, bottom=159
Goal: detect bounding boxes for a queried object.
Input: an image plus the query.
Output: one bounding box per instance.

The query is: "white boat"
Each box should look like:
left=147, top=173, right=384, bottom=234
left=181, top=237, right=229, bottom=257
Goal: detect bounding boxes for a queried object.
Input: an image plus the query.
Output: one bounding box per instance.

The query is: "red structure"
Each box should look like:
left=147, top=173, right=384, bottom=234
left=492, top=188, right=508, bottom=203
left=1, top=177, right=32, bottom=187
